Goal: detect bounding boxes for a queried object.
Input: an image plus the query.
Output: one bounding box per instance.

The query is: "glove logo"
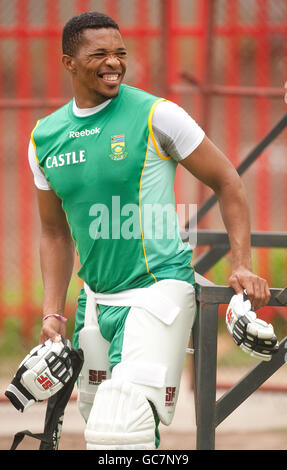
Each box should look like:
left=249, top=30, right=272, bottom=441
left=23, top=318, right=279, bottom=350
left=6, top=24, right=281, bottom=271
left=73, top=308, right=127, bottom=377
left=37, top=374, right=54, bottom=390
left=165, top=386, right=176, bottom=407
left=226, top=307, right=233, bottom=324
left=88, top=369, right=107, bottom=386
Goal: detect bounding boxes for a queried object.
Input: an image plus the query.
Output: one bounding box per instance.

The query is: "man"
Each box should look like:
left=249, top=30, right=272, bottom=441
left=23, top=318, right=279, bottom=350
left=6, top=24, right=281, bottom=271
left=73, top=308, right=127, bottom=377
left=28, top=11, right=270, bottom=450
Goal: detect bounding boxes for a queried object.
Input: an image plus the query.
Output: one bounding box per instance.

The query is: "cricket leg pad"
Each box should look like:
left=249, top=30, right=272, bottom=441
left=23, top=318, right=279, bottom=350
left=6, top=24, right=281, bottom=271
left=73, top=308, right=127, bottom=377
left=84, top=379, right=156, bottom=450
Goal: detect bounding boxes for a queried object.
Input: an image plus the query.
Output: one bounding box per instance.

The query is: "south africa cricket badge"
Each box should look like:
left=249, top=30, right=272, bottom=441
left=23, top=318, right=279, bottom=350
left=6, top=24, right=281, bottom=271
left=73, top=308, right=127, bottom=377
left=109, top=134, right=128, bottom=161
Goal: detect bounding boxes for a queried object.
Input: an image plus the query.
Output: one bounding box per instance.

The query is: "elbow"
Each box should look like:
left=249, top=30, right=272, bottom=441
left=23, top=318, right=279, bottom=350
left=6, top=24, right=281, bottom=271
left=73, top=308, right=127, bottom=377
left=40, top=223, right=73, bottom=244
left=213, top=168, right=245, bottom=200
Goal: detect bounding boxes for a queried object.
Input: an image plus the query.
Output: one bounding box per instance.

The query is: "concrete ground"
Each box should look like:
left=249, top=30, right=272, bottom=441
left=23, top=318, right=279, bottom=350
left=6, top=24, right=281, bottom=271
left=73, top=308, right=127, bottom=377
left=1, top=363, right=287, bottom=451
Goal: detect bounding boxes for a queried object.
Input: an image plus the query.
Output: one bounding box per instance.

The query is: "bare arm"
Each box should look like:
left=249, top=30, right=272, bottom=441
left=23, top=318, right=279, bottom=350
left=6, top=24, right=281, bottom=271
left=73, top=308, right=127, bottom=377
left=181, top=136, right=270, bottom=310
left=37, top=188, right=75, bottom=343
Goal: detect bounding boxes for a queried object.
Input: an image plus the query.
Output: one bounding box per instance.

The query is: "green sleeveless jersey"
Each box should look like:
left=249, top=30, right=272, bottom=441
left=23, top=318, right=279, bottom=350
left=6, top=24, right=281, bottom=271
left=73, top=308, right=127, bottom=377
left=31, top=84, right=194, bottom=293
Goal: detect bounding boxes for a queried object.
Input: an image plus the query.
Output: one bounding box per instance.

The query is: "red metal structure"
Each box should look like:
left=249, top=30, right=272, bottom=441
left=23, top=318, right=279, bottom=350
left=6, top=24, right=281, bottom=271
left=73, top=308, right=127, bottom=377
left=0, top=0, right=286, bottom=338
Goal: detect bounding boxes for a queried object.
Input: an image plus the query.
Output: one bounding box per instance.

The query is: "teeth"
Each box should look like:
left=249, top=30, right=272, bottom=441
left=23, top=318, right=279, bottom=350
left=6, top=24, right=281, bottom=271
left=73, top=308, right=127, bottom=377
left=102, top=74, right=119, bottom=81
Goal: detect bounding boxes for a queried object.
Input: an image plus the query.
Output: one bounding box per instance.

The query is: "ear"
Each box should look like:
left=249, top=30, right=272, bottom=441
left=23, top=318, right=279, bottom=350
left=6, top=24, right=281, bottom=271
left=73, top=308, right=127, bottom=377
left=62, top=54, right=77, bottom=74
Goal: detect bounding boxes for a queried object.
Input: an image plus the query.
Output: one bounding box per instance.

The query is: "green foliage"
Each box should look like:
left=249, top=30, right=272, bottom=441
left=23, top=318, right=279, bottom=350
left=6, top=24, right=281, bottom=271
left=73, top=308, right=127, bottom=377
left=0, top=317, right=33, bottom=378
left=270, top=249, right=287, bottom=288
left=209, top=248, right=287, bottom=289
left=0, top=317, right=28, bottom=359
left=0, top=274, right=79, bottom=362
left=0, top=313, right=76, bottom=365
left=210, top=257, right=231, bottom=286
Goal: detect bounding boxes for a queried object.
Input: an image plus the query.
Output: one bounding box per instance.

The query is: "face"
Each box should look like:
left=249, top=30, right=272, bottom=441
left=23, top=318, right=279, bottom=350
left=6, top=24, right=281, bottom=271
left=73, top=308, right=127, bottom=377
left=64, top=28, right=128, bottom=106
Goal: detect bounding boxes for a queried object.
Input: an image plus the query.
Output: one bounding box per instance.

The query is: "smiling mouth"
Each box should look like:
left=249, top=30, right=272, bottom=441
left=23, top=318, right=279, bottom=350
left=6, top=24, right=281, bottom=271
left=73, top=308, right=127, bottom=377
left=98, top=73, right=121, bottom=83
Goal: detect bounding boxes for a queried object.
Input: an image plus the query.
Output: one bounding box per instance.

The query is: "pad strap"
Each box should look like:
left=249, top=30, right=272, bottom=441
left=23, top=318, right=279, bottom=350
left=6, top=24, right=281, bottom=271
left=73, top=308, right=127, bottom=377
left=84, top=282, right=181, bottom=326
left=112, top=361, right=167, bottom=388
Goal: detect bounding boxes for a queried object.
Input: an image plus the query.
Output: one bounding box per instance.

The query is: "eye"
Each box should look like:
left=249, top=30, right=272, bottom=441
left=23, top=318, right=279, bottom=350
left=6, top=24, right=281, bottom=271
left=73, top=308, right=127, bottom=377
left=92, top=53, right=106, bottom=58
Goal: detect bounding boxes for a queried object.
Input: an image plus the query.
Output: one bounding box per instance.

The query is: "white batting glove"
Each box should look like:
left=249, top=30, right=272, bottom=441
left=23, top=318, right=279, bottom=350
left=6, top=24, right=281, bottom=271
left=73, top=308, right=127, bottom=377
left=5, top=337, right=73, bottom=411
left=226, top=293, right=279, bottom=361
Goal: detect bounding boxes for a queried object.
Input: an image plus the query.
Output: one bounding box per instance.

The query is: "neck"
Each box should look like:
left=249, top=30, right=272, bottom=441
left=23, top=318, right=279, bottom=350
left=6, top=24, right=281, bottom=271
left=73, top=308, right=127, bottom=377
left=73, top=82, right=112, bottom=109
left=74, top=93, right=110, bottom=109
left=73, top=98, right=111, bottom=117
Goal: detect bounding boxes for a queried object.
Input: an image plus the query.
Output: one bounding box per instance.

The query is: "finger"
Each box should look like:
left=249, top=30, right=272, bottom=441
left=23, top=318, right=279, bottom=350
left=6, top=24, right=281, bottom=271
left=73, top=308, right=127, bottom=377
left=228, top=274, right=244, bottom=295
left=264, top=281, right=271, bottom=304
left=243, top=282, right=256, bottom=308
left=259, top=278, right=271, bottom=305
left=255, top=278, right=269, bottom=308
left=250, top=280, right=262, bottom=311
left=39, top=331, right=46, bottom=344
left=250, top=278, right=270, bottom=311
left=41, top=324, right=62, bottom=343
left=256, top=283, right=267, bottom=310
left=52, top=334, right=62, bottom=342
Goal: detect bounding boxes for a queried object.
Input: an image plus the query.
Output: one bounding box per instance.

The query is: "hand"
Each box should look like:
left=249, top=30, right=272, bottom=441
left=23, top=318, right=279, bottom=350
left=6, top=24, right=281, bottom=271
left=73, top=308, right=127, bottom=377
left=225, top=292, right=279, bottom=361
left=40, top=316, right=66, bottom=344
left=5, top=336, right=73, bottom=411
left=228, top=266, right=270, bottom=311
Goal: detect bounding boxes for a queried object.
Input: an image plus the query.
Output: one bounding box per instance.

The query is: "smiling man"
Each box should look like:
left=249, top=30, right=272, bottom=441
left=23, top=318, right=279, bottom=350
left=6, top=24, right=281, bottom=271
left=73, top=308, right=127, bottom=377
left=28, top=11, right=274, bottom=450
left=61, top=18, right=127, bottom=105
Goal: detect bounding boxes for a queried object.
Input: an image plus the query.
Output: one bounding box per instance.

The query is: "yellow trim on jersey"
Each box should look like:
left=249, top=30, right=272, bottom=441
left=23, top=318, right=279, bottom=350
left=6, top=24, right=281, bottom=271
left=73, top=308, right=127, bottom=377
left=77, top=289, right=86, bottom=299
left=148, top=99, right=172, bottom=161
left=31, top=119, right=47, bottom=175
left=139, top=134, right=157, bottom=283
left=31, top=120, right=40, bottom=163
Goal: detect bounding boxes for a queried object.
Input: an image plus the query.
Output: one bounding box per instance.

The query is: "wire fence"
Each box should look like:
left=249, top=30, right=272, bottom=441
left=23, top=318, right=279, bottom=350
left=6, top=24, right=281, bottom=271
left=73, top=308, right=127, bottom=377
left=0, top=0, right=286, bottom=337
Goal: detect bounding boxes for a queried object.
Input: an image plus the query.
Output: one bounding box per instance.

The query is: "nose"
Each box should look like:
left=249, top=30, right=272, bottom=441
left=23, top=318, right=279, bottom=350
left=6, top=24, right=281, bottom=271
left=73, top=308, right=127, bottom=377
left=105, top=54, right=121, bottom=66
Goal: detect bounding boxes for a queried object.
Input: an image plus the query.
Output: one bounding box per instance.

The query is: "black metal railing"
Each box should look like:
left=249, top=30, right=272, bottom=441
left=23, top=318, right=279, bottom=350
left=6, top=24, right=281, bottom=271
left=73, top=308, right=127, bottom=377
left=193, top=275, right=287, bottom=450
left=183, top=114, right=287, bottom=449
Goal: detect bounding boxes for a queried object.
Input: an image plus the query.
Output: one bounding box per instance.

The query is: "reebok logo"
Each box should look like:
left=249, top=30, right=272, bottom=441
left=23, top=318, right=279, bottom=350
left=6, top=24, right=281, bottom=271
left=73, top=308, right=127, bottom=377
left=69, top=127, right=101, bottom=138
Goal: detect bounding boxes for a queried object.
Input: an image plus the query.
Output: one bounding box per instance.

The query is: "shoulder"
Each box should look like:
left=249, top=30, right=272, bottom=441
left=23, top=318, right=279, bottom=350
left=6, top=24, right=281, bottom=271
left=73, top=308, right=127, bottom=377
left=151, top=100, right=205, bottom=161
left=28, top=139, right=51, bottom=190
left=152, top=99, right=204, bottom=136
left=152, top=100, right=193, bottom=124
left=32, top=102, right=72, bottom=139
left=120, top=84, right=161, bottom=107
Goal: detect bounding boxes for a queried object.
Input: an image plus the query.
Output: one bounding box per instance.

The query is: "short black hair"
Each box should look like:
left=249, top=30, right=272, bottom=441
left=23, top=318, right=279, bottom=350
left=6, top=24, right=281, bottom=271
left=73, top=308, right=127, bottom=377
left=62, top=11, right=120, bottom=56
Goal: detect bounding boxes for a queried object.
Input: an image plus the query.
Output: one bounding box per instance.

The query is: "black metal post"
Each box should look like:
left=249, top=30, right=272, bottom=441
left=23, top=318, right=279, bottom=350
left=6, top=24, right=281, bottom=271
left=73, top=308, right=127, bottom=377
left=192, top=295, right=218, bottom=450
left=193, top=280, right=287, bottom=450
left=215, top=337, right=287, bottom=427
